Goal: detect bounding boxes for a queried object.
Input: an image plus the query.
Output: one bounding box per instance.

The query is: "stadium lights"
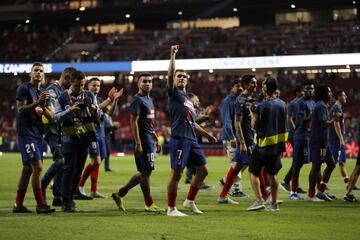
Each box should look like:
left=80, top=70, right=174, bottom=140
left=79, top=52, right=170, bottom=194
left=178, top=11, right=183, bottom=16
left=125, top=14, right=131, bottom=19
left=75, top=17, right=80, bottom=21
left=25, top=19, right=30, bottom=24
left=353, top=1, right=356, bottom=5
left=209, top=69, right=214, bottom=73
left=233, top=8, right=238, bottom=12
left=291, top=4, right=296, bottom=9
left=79, top=7, right=86, bottom=11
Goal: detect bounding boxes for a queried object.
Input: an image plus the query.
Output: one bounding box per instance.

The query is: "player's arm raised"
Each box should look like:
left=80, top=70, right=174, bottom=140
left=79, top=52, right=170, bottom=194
left=167, top=45, right=179, bottom=89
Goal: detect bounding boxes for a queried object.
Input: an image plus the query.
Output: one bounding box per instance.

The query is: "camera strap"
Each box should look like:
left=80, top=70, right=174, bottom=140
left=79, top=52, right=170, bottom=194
left=67, top=89, right=85, bottom=106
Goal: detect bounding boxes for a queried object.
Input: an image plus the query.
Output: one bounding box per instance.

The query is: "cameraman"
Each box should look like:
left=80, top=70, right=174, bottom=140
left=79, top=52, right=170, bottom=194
left=54, top=71, right=101, bottom=212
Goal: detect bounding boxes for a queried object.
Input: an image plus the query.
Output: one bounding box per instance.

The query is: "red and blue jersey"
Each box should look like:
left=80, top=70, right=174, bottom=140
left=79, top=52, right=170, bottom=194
left=130, top=93, right=156, bottom=145
left=294, top=96, right=315, bottom=141
left=168, top=86, right=197, bottom=141
left=310, top=101, right=329, bottom=148
left=15, top=82, right=44, bottom=138
left=329, top=103, right=344, bottom=145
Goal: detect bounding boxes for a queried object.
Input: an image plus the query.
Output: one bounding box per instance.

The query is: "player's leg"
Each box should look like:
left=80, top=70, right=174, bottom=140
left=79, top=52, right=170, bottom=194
left=90, top=138, right=107, bottom=197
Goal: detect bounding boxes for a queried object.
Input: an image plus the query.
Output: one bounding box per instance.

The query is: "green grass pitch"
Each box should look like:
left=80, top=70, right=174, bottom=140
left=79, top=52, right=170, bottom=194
left=0, top=153, right=359, bottom=240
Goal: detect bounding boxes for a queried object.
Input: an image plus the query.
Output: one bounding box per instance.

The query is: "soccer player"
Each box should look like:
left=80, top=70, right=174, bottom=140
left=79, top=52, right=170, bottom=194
left=166, top=45, right=217, bottom=217
left=247, top=77, right=288, bottom=211
left=218, top=79, right=244, bottom=196
left=54, top=70, right=101, bottom=212
left=288, top=80, right=315, bottom=200
left=41, top=67, right=76, bottom=206
left=111, top=73, right=164, bottom=212
left=329, top=90, right=350, bottom=186
left=77, top=78, right=123, bottom=198
left=307, top=85, right=337, bottom=202
left=280, top=86, right=304, bottom=192
left=184, top=92, right=213, bottom=189
left=218, top=74, right=257, bottom=204
left=13, top=62, right=55, bottom=214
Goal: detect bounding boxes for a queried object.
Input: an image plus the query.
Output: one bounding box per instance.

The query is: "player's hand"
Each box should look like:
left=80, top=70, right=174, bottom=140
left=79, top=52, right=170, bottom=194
left=204, top=106, right=213, bottom=115
left=107, top=87, right=117, bottom=100
left=38, top=92, right=49, bottom=106
left=207, top=135, right=217, bottom=143
left=155, top=142, right=162, bottom=154
left=135, top=142, right=143, bottom=154
left=70, top=103, right=81, bottom=113
left=230, top=139, right=237, bottom=148
left=339, top=139, right=345, bottom=149
left=171, top=45, right=179, bottom=56
left=240, top=142, right=247, bottom=155
left=113, top=88, right=124, bottom=101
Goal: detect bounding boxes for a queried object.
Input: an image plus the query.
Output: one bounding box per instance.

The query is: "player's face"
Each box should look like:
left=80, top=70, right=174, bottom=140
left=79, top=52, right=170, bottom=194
left=30, top=66, right=45, bottom=83
left=175, top=71, right=188, bottom=90
left=339, top=91, right=347, bottom=104
left=138, top=76, right=153, bottom=93
left=88, top=80, right=101, bottom=95
left=246, top=78, right=257, bottom=93
left=71, top=78, right=86, bottom=93
left=326, top=87, right=332, bottom=103
left=232, top=83, right=242, bottom=95
left=304, top=84, right=314, bottom=98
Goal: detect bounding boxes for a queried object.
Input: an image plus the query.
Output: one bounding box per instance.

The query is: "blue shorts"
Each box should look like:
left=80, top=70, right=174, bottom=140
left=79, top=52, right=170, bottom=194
left=232, top=143, right=254, bottom=165
left=170, top=137, right=207, bottom=169
left=293, top=139, right=309, bottom=164
left=18, top=135, right=43, bottom=165
left=309, top=147, right=333, bottom=164
left=88, top=138, right=107, bottom=159
left=135, top=143, right=155, bottom=171
left=329, top=144, right=346, bottom=164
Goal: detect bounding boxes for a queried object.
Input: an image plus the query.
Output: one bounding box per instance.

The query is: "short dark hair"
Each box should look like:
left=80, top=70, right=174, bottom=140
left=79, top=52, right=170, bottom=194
left=231, top=79, right=241, bottom=87
left=138, top=72, right=153, bottom=80
left=70, top=70, right=85, bottom=81
left=335, top=89, right=345, bottom=99
left=61, top=67, right=76, bottom=79
left=88, top=77, right=100, bottom=84
left=241, top=74, right=255, bottom=87
left=302, top=80, right=315, bottom=87
left=314, top=85, right=329, bottom=102
left=175, top=69, right=187, bottom=75
left=292, top=85, right=302, bottom=96
left=263, top=76, right=278, bottom=94
left=31, top=62, right=43, bottom=70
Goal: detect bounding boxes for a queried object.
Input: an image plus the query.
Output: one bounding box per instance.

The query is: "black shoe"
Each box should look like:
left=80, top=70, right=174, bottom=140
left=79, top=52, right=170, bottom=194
left=36, top=205, right=56, bottom=214
left=61, top=203, right=76, bottom=212
left=344, top=194, right=357, bottom=202
left=73, top=193, right=93, bottom=200
left=352, top=185, right=360, bottom=190
left=105, top=168, right=112, bottom=172
left=279, top=182, right=290, bottom=192
left=297, top=187, right=306, bottom=194
left=219, top=179, right=225, bottom=187
left=230, top=191, right=247, bottom=198
left=325, top=192, right=336, bottom=200
left=13, top=204, right=32, bottom=213
left=52, top=198, right=62, bottom=207
left=200, top=183, right=213, bottom=190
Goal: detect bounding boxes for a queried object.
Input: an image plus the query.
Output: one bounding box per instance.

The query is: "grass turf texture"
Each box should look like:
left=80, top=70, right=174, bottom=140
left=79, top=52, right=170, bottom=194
left=0, top=153, right=359, bottom=240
